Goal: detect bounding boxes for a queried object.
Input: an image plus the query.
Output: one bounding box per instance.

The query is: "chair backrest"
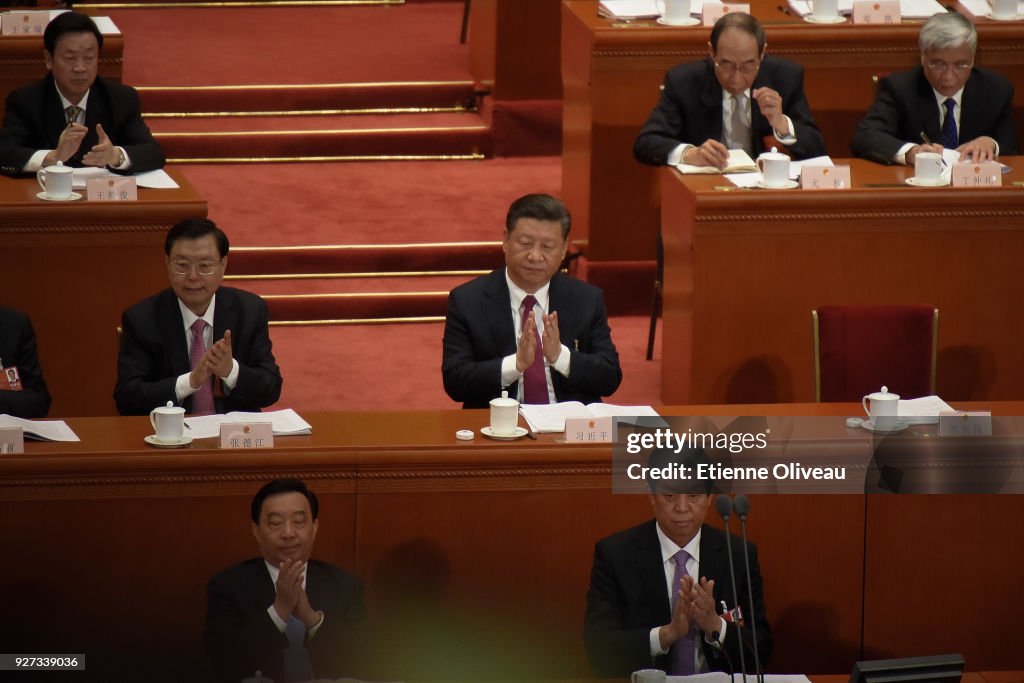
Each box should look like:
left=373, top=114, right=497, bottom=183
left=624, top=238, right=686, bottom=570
left=813, top=305, right=939, bottom=402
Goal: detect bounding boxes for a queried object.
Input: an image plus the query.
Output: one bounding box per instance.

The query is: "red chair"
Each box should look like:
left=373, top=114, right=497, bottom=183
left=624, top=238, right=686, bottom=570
left=812, top=305, right=939, bottom=402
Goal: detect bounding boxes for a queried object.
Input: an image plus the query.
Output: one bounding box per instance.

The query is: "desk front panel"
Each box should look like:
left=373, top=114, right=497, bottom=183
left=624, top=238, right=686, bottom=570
left=562, top=0, right=1024, bottom=261
left=0, top=169, right=207, bottom=417
left=660, top=158, right=1024, bottom=405
left=3, top=408, right=1023, bottom=680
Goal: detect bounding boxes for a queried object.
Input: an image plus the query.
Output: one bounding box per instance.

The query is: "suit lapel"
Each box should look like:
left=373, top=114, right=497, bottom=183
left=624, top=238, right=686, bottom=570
left=959, top=71, right=982, bottom=142
left=483, top=270, right=517, bottom=358
left=159, top=290, right=191, bottom=376
left=699, top=60, right=725, bottom=144
left=213, top=289, right=237, bottom=344
left=549, top=274, right=577, bottom=352
left=698, top=526, right=736, bottom=608
left=42, top=79, right=67, bottom=151
left=915, top=70, right=942, bottom=142
left=638, top=520, right=673, bottom=625
left=248, top=559, right=278, bottom=608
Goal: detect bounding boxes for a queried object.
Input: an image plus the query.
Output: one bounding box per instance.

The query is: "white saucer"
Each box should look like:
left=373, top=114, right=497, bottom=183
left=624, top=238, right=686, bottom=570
left=905, top=176, right=948, bottom=187
left=657, top=16, right=701, bottom=26
left=36, top=191, right=83, bottom=202
left=480, top=426, right=529, bottom=440
left=986, top=12, right=1024, bottom=20
left=861, top=419, right=909, bottom=434
left=756, top=179, right=800, bottom=190
left=144, top=434, right=193, bottom=448
left=804, top=14, right=847, bottom=23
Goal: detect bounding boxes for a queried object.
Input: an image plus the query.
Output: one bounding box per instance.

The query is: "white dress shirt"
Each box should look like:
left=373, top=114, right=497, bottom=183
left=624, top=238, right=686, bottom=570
left=262, top=560, right=325, bottom=637
left=499, top=270, right=571, bottom=403
left=894, top=86, right=996, bottom=164
left=173, top=294, right=240, bottom=402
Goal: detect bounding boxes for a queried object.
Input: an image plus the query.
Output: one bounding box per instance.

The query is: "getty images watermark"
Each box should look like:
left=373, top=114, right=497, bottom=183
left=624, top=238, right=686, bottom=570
left=610, top=415, right=1024, bottom=494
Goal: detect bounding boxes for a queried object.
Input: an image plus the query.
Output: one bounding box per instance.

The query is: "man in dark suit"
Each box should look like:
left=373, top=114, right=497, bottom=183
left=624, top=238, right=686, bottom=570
left=114, top=218, right=282, bottom=416
left=442, top=194, right=621, bottom=409
left=205, top=479, right=367, bottom=683
left=585, top=447, right=771, bottom=677
left=852, top=12, right=1018, bottom=165
left=0, top=307, right=51, bottom=418
left=634, top=12, right=825, bottom=168
left=0, top=12, right=164, bottom=177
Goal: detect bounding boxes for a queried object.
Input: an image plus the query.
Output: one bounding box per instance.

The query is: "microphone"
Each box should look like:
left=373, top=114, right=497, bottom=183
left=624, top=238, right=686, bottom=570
left=732, top=494, right=763, bottom=683
left=715, top=495, right=747, bottom=683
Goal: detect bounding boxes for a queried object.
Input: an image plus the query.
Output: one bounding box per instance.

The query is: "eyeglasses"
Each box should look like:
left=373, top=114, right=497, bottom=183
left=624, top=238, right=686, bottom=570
left=714, top=60, right=760, bottom=76
left=926, top=60, right=972, bottom=74
left=170, top=260, right=222, bottom=276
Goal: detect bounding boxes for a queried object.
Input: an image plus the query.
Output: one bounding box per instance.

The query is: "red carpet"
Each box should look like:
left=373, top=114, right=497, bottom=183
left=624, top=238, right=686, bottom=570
left=108, top=4, right=472, bottom=86
left=267, top=316, right=663, bottom=412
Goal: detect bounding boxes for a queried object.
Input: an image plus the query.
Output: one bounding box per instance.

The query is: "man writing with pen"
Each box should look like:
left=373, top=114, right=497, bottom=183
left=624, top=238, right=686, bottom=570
left=852, top=11, right=1018, bottom=166
left=0, top=12, right=164, bottom=177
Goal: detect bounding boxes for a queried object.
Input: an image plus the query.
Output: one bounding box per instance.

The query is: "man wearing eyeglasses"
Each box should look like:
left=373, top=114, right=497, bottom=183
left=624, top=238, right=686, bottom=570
left=852, top=12, right=1018, bottom=165
left=634, top=13, right=825, bottom=169
left=114, top=218, right=282, bottom=416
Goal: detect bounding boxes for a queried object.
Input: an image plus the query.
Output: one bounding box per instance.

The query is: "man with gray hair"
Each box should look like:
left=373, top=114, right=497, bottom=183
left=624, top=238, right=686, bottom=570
left=851, top=11, right=1018, bottom=165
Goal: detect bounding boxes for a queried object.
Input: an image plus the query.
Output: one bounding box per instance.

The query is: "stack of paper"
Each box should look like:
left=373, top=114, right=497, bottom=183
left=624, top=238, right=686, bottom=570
left=184, top=409, right=313, bottom=439
left=71, top=167, right=179, bottom=190
left=0, top=415, right=80, bottom=442
left=897, top=396, right=955, bottom=425
left=677, top=149, right=758, bottom=175
left=598, top=0, right=660, bottom=19
left=520, top=402, right=661, bottom=433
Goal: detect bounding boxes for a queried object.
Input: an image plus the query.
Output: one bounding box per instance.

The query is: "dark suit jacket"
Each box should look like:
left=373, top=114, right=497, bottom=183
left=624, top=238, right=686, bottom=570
left=204, top=558, right=368, bottom=683
left=634, top=56, right=826, bottom=165
left=0, top=74, right=165, bottom=177
left=584, top=520, right=772, bottom=677
left=442, top=269, right=622, bottom=409
left=114, top=287, right=282, bottom=416
left=851, top=66, right=1019, bottom=164
left=0, top=307, right=51, bottom=418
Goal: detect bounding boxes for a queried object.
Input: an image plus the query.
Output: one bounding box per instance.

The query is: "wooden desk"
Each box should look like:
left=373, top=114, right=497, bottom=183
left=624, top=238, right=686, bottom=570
left=0, top=32, right=123, bottom=106
left=561, top=0, right=1024, bottom=261
left=0, top=168, right=207, bottom=417
left=1, top=405, right=1022, bottom=681
left=660, top=157, right=1024, bottom=404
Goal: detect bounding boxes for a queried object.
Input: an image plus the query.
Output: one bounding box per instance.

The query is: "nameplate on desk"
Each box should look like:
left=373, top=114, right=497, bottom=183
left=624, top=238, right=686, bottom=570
left=852, top=0, right=900, bottom=23
left=86, top=176, right=138, bottom=202
left=0, top=427, right=25, bottom=454
left=565, top=416, right=613, bottom=443
left=938, top=410, right=992, bottom=437
left=801, top=165, right=851, bottom=190
left=950, top=161, right=1002, bottom=188
left=702, top=3, right=750, bottom=24
left=0, top=11, right=49, bottom=35
left=220, top=422, right=274, bottom=449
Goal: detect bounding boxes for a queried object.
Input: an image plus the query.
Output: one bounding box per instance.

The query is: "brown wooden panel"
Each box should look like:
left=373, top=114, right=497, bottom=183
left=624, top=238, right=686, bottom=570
left=0, top=169, right=207, bottom=417
left=0, top=33, right=122, bottom=105
left=864, top=495, right=1024, bottom=669
left=660, top=158, right=1024, bottom=405
left=469, top=0, right=562, bottom=100
left=562, top=0, right=1024, bottom=261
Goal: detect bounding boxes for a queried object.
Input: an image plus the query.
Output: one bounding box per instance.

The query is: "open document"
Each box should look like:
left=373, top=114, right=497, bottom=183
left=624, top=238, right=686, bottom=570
left=898, top=395, right=955, bottom=425
left=184, top=409, right=312, bottom=439
left=520, top=402, right=661, bottom=433
left=0, top=414, right=80, bottom=442
left=676, top=149, right=758, bottom=175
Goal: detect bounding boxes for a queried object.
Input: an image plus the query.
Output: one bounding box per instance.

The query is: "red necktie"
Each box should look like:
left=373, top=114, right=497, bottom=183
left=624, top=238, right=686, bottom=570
left=521, top=295, right=549, bottom=404
left=189, top=319, right=214, bottom=415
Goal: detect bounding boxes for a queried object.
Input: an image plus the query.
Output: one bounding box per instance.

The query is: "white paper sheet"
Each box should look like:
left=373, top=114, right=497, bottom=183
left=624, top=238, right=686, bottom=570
left=184, top=409, right=312, bottom=439
left=519, top=402, right=660, bottom=433
left=71, top=168, right=179, bottom=190
left=0, top=414, right=80, bottom=442
left=898, top=395, right=955, bottom=425
left=788, top=0, right=944, bottom=16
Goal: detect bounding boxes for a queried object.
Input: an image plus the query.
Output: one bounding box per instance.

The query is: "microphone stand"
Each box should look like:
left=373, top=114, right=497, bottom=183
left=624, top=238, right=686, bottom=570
left=715, top=494, right=747, bottom=683
left=732, top=494, right=763, bottom=683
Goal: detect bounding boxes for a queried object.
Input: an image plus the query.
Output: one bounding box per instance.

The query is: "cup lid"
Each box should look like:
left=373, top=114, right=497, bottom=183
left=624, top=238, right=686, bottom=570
left=866, top=385, right=899, bottom=400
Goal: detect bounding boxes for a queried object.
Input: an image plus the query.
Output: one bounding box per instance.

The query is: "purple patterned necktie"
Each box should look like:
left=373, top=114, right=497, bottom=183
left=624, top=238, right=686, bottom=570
left=189, top=318, right=214, bottom=415
left=941, top=98, right=958, bottom=149
left=670, top=549, right=696, bottom=675
left=521, top=295, right=549, bottom=404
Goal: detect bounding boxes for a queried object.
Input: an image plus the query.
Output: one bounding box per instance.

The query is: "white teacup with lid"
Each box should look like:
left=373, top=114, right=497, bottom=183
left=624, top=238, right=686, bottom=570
left=36, top=160, right=74, bottom=200
left=862, top=386, right=900, bottom=430
left=489, top=390, right=520, bottom=437
left=150, top=401, right=186, bottom=443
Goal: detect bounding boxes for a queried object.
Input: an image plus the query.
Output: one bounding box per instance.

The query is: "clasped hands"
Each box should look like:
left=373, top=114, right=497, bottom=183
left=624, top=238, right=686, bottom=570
left=515, top=312, right=561, bottom=373
left=189, top=329, right=233, bottom=391
left=683, top=87, right=790, bottom=169
left=659, top=575, right=721, bottom=649
left=907, top=136, right=998, bottom=165
left=47, top=122, right=122, bottom=167
left=272, top=557, right=323, bottom=629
